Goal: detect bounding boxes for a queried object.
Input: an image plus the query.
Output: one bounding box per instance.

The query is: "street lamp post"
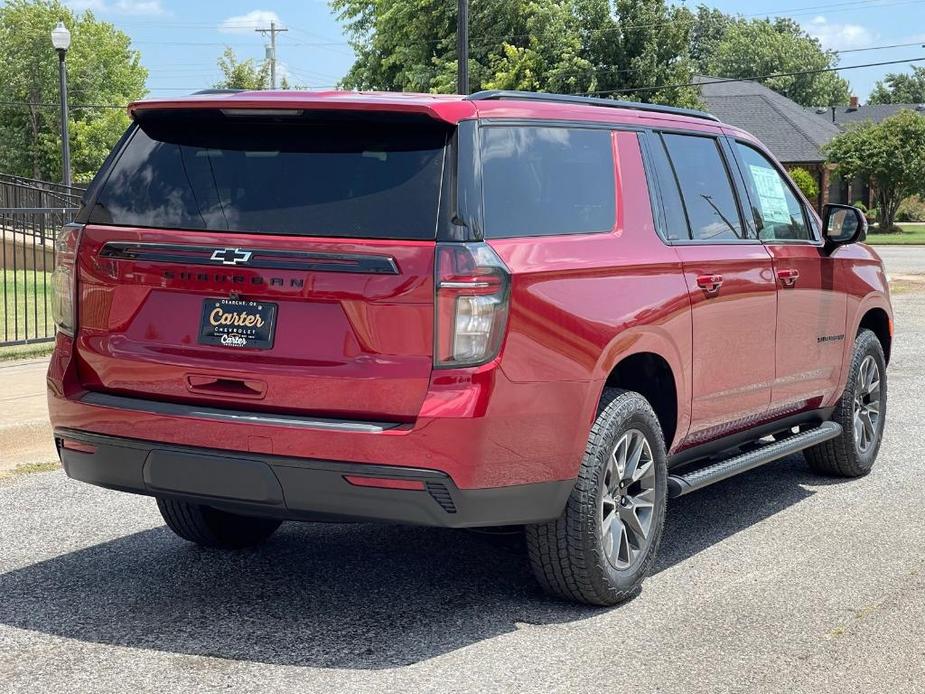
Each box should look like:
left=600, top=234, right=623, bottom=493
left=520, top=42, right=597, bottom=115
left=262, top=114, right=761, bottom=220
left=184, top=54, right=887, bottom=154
left=51, top=21, right=72, bottom=188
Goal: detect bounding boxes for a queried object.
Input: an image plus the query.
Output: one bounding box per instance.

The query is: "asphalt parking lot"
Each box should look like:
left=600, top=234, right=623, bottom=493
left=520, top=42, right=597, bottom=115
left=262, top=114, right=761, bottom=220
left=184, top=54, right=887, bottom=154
left=2, top=258, right=924, bottom=693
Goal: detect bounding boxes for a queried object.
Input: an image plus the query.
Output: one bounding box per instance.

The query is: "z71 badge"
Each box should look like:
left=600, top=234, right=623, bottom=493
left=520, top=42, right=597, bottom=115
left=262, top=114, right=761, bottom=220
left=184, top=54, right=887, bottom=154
left=198, top=298, right=277, bottom=350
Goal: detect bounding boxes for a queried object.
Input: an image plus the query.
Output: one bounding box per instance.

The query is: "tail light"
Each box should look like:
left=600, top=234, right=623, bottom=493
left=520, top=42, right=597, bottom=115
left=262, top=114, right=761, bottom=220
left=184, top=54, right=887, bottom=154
left=435, top=243, right=510, bottom=367
left=50, top=223, right=82, bottom=336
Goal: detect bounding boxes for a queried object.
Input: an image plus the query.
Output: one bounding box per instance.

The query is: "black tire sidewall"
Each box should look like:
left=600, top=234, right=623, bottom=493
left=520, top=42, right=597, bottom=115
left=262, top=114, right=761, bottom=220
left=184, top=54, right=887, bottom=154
left=579, top=393, right=668, bottom=599
left=843, top=330, right=888, bottom=471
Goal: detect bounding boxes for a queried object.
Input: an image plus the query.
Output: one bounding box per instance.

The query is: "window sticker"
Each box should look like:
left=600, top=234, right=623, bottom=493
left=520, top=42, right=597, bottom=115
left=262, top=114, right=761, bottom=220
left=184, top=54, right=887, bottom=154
left=749, top=165, right=792, bottom=225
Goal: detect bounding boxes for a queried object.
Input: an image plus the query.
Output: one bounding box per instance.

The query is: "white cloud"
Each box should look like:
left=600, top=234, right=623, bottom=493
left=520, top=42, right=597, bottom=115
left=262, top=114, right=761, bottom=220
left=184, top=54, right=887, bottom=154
left=66, top=0, right=165, bottom=15
left=66, top=0, right=106, bottom=10
left=113, top=0, right=164, bottom=14
left=806, top=15, right=876, bottom=51
left=219, top=10, right=282, bottom=34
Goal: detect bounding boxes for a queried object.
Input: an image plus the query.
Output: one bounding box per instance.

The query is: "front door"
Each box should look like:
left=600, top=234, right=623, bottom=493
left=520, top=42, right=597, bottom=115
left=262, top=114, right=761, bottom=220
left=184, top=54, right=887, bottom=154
left=731, top=141, right=847, bottom=410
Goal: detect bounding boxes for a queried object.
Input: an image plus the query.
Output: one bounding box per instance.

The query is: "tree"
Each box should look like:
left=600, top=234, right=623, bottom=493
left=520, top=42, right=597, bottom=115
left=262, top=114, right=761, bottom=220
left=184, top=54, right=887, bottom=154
left=331, top=0, right=700, bottom=107
left=0, top=0, right=147, bottom=183
left=698, top=16, right=850, bottom=107
left=214, top=47, right=273, bottom=90
left=688, top=5, right=738, bottom=70
left=868, top=66, right=925, bottom=105
left=787, top=167, right=819, bottom=202
left=825, top=110, right=925, bottom=231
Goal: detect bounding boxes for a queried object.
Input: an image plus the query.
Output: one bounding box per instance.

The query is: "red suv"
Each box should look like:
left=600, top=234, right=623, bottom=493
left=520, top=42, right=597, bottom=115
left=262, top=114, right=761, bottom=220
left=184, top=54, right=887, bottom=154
left=48, top=90, right=892, bottom=605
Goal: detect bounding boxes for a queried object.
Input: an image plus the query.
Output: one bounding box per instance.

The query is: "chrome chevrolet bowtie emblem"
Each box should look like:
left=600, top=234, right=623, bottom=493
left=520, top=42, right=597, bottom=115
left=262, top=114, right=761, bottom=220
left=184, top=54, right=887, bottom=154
left=210, top=248, right=253, bottom=265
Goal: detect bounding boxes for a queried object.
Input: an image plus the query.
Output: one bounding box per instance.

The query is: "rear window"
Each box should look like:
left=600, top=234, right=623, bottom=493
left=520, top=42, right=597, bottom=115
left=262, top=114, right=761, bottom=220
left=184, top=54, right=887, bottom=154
left=480, top=126, right=615, bottom=238
left=90, top=111, right=449, bottom=239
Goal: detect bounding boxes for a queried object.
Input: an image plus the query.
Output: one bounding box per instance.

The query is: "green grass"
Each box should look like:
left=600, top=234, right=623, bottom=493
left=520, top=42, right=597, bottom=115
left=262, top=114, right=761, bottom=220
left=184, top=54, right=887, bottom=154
left=866, top=223, right=925, bottom=245
left=0, top=461, right=61, bottom=481
left=0, top=270, right=55, bottom=347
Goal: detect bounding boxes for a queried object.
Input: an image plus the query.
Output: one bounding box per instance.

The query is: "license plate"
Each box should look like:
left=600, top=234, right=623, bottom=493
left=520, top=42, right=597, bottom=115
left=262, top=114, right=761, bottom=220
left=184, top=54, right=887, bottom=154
left=199, top=299, right=277, bottom=350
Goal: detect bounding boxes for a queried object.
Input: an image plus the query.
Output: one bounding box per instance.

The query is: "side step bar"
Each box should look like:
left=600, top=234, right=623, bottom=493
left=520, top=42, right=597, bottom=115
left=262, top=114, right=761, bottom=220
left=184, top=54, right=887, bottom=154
left=667, top=421, right=843, bottom=498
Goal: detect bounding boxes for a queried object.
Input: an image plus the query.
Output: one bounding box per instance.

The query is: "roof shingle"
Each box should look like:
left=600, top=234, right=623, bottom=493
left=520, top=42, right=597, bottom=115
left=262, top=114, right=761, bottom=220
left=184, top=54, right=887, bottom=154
left=696, top=76, right=841, bottom=164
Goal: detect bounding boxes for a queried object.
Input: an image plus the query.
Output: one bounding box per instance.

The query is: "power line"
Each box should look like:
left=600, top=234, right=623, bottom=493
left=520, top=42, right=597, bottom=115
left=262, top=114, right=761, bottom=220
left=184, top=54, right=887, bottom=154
left=312, top=0, right=925, bottom=51
left=580, top=55, right=925, bottom=96
left=838, top=41, right=925, bottom=53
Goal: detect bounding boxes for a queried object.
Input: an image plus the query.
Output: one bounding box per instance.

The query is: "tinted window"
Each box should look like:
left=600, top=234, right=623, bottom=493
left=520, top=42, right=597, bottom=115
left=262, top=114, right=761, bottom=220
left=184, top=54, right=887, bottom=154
left=91, top=112, right=448, bottom=239
left=647, top=135, right=690, bottom=241
left=735, top=143, right=811, bottom=241
left=481, top=126, right=615, bottom=237
left=662, top=134, right=743, bottom=241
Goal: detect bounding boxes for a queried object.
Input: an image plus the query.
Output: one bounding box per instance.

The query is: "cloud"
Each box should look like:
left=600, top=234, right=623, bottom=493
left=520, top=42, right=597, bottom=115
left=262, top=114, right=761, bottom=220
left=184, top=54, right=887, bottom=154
left=219, top=10, right=282, bottom=34
left=806, top=16, right=876, bottom=51
left=112, top=0, right=164, bottom=14
left=66, top=0, right=165, bottom=15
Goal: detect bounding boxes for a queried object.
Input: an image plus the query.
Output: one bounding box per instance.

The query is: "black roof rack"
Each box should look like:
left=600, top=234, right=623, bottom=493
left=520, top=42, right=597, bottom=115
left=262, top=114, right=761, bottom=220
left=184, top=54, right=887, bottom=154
left=191, top=88, right=246, bottom=95
left=465, top=90, right=720, bottom=123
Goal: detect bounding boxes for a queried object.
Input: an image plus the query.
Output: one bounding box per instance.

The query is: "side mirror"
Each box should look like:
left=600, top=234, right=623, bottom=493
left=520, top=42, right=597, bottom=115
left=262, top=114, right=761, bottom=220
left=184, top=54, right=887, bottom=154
left=822, top=203, right=867, bottom=250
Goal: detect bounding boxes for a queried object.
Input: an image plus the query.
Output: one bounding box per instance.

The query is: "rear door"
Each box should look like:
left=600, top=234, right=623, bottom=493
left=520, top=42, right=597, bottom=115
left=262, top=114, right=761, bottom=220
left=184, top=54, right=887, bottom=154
left=646, top=131, right=777, bottom=443
left=75, top=109, right=451, bottom=421
left=730, top=140, right=846, bottom=408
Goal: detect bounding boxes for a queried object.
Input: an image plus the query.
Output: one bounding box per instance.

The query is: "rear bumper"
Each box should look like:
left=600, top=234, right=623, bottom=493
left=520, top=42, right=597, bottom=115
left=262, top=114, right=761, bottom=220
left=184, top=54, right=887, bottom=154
left=55, top=429, right=574, bottom=528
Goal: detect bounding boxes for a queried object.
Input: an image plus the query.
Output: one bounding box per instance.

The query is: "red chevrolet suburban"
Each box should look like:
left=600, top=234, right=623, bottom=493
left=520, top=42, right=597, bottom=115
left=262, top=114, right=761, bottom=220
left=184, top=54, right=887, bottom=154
left=48, top=90, right=892, bottom=606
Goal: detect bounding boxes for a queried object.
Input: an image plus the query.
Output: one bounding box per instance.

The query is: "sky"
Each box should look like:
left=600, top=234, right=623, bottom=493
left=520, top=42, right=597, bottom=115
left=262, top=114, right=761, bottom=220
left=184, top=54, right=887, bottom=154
left=53, top=0, right=925, bottom=101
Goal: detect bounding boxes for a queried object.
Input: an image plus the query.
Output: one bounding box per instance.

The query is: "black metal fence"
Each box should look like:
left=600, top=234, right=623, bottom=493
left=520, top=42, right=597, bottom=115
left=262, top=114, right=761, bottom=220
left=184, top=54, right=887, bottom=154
left=0, top=174, right=82, bottom=347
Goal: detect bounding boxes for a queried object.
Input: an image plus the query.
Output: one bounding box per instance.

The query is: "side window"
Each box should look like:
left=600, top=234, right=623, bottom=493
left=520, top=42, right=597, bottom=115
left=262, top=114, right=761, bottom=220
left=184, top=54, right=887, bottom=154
left=646, top=134, right=690, bottom=241
left=661, top=133, right=744, bottom=241
left=735, top=143, right=811, bottom=242
left=480, top=126, right=615, bottom=238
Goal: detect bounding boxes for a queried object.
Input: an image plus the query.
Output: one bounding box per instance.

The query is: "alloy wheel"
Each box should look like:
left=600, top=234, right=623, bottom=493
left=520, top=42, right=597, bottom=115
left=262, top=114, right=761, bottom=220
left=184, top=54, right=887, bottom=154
left=600, top=429, right=657, bottom=570
left=853, top=355, right=882, bottom=454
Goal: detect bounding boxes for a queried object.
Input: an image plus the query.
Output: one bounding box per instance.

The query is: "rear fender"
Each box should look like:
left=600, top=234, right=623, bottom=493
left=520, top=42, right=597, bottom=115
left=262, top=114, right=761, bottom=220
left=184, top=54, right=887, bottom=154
left=585, top=325, right=691, bottom=454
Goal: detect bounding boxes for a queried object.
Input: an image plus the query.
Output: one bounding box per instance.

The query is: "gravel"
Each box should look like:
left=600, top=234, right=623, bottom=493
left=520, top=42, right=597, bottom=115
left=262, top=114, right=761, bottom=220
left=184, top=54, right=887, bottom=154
left=1, top=290, right=924, bottom=694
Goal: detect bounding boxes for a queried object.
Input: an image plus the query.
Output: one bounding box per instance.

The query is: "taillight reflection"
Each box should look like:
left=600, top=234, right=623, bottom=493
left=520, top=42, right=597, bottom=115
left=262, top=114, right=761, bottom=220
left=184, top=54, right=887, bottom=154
left=50, top=223, right=83, bottom=336
left=435, top=243, right=510, bottom=367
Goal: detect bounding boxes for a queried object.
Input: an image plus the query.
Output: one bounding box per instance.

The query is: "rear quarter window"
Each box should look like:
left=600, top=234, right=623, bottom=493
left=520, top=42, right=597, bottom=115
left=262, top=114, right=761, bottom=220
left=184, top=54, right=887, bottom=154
left=90, top=111, right=449, bottom=240
left=480, top=126, right=615, bottom=238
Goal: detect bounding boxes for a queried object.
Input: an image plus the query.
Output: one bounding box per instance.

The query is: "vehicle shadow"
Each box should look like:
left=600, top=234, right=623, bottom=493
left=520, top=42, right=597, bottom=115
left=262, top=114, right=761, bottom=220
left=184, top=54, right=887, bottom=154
left=0, top=455, right=829, bottom=669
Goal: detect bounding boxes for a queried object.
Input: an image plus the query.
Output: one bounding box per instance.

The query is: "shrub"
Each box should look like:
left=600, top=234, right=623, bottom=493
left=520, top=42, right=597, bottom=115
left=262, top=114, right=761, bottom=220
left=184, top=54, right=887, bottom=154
left=896, top=196, right=925, bottom=223
left=787, top=167, right=819, bottom=201
left=853, top=200, right=868, bottom=213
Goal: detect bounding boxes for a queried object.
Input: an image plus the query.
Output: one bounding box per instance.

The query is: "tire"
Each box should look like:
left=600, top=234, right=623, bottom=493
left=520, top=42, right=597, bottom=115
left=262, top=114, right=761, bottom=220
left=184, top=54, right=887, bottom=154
left=526, top=388, right=668, bottom=606
left=156, top=497, right=282, bottom=549
left=804, top=329, right=887, bottom=477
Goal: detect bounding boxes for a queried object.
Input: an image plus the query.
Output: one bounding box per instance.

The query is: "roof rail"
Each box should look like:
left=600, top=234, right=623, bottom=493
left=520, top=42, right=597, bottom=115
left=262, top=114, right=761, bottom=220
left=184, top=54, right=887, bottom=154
left=465, top=90, right=720, bottom=123
left=191, top=88, right=245, bottom=95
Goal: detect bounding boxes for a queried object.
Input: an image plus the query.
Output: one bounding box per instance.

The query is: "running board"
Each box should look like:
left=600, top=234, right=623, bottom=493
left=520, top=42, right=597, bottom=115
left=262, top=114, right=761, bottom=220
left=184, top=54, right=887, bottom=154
left=667, top=421, right=843, bottom=498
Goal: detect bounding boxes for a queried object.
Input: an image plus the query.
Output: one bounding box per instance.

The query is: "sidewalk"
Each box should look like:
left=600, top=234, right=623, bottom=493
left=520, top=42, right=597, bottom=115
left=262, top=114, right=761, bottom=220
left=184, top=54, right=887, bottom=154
left=0, top=357, right=56, bottom=473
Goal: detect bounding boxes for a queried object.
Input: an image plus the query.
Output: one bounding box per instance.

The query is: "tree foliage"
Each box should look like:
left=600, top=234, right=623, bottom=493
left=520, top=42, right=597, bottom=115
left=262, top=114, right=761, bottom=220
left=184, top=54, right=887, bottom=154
left=868, top=66, right=925, bottom=105
left=697, top=16, right=850, bottom=107
left=330, top=0, right=700, bottom=106
left=825, top=110, right=925, bottom=231
left=0, top=0, right=147, bottom=183
left=787, top=167, right=819, bottom=202
left=214, top=47, right=272, bottom=90
left=330, top=1, right=850, bottom=109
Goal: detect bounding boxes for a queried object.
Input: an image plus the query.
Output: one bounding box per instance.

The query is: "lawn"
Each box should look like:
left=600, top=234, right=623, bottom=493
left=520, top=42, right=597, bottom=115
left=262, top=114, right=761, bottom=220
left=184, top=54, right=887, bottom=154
left=0, top=270, right=55, bottom=347
left=865, top=223, right=925, bottom=245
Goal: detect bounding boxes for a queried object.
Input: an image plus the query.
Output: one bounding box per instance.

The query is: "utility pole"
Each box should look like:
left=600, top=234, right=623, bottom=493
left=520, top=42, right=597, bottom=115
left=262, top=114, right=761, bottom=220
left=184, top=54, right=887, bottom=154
left=457, top=0, right=469, bottom=95
left=255, top=21, right=288, bottom=89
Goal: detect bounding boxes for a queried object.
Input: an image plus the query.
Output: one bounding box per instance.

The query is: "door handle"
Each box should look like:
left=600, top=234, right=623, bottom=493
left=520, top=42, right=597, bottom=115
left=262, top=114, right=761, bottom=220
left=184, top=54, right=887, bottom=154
left=776, top=268, right=800, bottom=287
left=696, top=274, right=724, bottom=293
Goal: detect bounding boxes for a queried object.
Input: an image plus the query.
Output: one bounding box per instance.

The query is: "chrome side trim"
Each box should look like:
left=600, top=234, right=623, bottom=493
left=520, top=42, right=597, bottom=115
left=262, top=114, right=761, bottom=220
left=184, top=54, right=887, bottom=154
left=79, top=392, right=403, bottom=433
